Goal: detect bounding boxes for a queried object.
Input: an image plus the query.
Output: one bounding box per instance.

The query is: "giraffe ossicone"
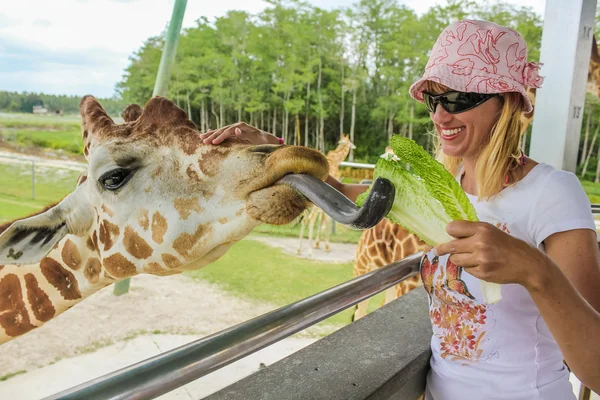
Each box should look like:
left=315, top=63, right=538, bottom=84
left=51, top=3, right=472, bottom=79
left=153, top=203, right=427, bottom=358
left=0, top=96, right=391, bottom=345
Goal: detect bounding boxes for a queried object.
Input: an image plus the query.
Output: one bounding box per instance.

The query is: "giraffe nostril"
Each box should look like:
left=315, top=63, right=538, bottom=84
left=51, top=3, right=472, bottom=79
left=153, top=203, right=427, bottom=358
left=248, top=145, right=281, bottom=154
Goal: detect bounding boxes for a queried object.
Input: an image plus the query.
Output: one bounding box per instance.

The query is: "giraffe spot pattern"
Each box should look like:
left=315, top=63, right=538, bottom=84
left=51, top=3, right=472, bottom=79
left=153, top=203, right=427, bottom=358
left=0, top=274, right=36, bottom=337
left=98, top=220, right=120, bottom=251
left=86, top=236, right=96, bottom=252
left=138, top=209, right=150, bottom=231
left=101, top=204, right=115, bottom=217
left=123, top=225, right=153, bottom=259
left=77, top=174, right=88, bottom=186
left=83, top=258, right=102, bottom=284
left=151, top=212, right=168, bottom=244
left=172, top=225, right=209, bottom=259
left=151, top=166, right=163, bottom=178
left=103, top=253, right=137, bottom=278
left=186, top=166, right=201, bottom=183
left=40, top=257, right=82, bottom=300
left=180, top=133, right=203, bottom=156
left=61, top=239, right=82, bottom=270
left=174, top=198, right=203, bottom=220
left=24, top=273, right=55, bottom=322
left=161, top=253, right=180, bottom=269
left=198, top=148, right=223, bottom=177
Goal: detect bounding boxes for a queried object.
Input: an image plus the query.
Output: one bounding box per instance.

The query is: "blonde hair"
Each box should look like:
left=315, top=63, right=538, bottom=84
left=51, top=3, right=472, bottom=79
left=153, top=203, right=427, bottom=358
left=422, top=81, right=526, bottom=201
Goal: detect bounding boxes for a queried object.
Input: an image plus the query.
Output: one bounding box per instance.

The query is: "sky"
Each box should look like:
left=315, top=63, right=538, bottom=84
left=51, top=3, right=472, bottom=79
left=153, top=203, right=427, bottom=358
left=0, top=0, right=547, bottom=98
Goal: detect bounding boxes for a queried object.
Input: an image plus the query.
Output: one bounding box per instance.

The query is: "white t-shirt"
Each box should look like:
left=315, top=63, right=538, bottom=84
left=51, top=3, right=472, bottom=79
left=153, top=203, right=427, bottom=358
left=423, top=163, right=597, bottom=400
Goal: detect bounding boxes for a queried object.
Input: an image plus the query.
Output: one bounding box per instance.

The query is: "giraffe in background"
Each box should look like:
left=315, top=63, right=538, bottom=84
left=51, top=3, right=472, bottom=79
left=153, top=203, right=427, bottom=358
left=297, top=134, right=355, bottom=258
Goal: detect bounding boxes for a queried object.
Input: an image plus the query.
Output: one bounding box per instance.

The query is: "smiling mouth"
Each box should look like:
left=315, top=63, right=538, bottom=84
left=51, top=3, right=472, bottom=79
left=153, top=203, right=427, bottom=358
left=440, top=126, right=466, bottom=140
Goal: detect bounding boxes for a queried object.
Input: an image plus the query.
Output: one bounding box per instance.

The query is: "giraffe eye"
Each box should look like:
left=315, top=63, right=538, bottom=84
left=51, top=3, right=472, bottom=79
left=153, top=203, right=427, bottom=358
left=99, top=168, right=133, bottom=191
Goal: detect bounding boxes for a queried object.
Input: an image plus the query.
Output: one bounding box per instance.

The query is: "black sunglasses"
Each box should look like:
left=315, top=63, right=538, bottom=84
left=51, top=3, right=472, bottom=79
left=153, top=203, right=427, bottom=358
left=422, top=91, right=498, bottom=114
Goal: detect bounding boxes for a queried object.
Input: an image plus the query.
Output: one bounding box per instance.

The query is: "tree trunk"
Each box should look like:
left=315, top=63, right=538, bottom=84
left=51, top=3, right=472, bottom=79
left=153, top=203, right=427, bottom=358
left=211, top=100, right=220, bottom=128
left=200, top=99, right=206, bottom=131
left=305, top=81, right=311, bottom=148
left=238, top=107, right=242, bottom=122
left=581, top=124, right=599, bottom=178
left=317, top=58, right=324, bottom=152
left=340, top=63, right=345, bottom=137
left=186, top=90, right=191, bottom=121
left=408, top=104, right=414, bottom=140
left=387, top=113, right=395, bottom=141
left=582, top=103, right=592, bottom=165
left=261, top=111, right=264, bottom=131
left=273, top=108, right=277, bottom=138
left=521, top=127, right=528, bottom=154
left=595, top=139, right=600, bottom=182
left=219, top=102, right=224, bottom=128
left=296, top=114, right=301, bottom=146
left=350, top=88, right=357, bottom=161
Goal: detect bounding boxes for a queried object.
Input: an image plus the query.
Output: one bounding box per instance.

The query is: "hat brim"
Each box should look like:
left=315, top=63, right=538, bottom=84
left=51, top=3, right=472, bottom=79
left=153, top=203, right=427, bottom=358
left=409, top=67, right=534, bottom=114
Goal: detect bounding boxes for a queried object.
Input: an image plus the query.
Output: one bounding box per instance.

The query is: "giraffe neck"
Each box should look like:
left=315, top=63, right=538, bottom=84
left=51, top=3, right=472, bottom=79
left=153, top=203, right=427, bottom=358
left=327, top=144, right=352, bottom=179
left=0, top=233, right=112, bottom=344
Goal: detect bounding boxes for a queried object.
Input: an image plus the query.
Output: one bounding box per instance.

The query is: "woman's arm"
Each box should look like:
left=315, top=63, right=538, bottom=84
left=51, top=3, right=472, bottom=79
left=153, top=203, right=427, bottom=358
left=536, top=229, right=600, bottom=391
left=325, top=175, right=369, bottom=203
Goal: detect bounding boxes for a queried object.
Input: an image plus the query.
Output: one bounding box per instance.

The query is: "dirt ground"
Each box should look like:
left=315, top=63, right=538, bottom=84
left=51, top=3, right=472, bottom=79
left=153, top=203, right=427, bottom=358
left=0, top=235, right=358, bottom=378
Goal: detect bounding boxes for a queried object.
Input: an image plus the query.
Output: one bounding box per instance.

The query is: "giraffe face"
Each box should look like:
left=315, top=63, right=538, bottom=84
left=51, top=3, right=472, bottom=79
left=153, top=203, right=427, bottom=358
left=0, top=96, right=328, bottom=275
left=338, top=134, right=356, bottom=149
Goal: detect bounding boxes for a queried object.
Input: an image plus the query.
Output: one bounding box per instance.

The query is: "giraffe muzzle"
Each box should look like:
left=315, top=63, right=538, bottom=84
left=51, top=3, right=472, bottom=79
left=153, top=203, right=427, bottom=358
left=276, top=174, right=394, bottom=229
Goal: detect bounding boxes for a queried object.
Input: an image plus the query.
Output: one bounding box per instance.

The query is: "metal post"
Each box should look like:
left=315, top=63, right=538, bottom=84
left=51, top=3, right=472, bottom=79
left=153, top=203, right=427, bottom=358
left=152, top=0, right=188, bottom=97
left=114, top=0, right=187, bottom=297
left=529, top=0, right=598, bottom=172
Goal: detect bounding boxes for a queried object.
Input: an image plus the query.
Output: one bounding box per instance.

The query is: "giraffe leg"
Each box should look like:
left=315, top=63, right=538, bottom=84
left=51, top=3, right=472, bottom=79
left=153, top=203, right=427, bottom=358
left=323, top=214, right=331, bottom=252
left=297, top=213, right=306, bottom=255
left=353, top=299, right=370, bottom=320
left=314, top=211, right=324, bottom=249
left=307, top=213, right=315, bottom=259
left=382, top=286, right=399, bottom=306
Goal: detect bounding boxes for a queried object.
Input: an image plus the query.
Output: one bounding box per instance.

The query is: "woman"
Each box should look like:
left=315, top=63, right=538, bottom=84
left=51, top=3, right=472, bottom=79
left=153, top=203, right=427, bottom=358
left=200, top=19, right=600, bottom=398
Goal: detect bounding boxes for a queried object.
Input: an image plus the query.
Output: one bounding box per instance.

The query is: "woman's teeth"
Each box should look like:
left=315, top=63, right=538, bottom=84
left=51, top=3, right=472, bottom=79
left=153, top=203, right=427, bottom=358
left=441, top=127, right=465, bottom=136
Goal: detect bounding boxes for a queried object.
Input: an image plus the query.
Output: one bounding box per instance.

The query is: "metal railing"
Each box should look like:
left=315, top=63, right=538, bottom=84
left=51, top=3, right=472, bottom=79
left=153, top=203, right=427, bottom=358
left=44, top=253, right=423, bottom=400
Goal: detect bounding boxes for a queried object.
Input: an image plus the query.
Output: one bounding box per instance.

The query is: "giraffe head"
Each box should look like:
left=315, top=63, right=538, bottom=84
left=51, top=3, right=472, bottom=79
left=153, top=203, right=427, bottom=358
left=338, top=134, right=356, bottom=150
left=0, top=96, right=334, bottom=277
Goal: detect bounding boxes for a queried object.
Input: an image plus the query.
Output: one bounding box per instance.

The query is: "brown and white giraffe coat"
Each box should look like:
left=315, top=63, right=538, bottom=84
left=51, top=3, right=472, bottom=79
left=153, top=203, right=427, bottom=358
left=0, top=96, right=331, bottom=344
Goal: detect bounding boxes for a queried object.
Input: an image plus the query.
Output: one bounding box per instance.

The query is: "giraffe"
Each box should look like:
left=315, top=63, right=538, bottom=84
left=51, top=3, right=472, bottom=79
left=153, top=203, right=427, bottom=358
left=0, top=95, right=382, bottom=345
left=297, top=134, right=355, bottom=258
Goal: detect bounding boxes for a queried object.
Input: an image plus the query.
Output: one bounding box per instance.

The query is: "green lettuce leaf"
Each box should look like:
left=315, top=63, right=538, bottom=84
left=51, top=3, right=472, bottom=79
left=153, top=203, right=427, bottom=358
left=357, top=135, right=501, bottom=304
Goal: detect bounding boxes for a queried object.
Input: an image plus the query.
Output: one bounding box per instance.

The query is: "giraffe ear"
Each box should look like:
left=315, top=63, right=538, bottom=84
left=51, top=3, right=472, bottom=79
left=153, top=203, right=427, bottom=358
left=0, top=185, right=94, bottom=265
left=80, top=95, right=115, bottom=158
left=121, top=103, right=143, bottom=122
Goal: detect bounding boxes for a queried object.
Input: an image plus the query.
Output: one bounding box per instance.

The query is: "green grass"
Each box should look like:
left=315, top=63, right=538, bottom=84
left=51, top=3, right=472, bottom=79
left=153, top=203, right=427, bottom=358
left=252, top=220, right=363, bottom=243
left=185, top=239, right=384, bottom=328
left=0, top=163, right=80, bottom=223
left=0, top=113, right=85, bottom=155
left=581, top=180, right=600, bottom=204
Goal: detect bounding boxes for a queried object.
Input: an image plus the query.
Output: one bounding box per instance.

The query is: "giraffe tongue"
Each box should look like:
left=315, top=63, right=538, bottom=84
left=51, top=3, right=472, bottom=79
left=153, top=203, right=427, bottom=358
left=276, top=174, right=394, bottom=230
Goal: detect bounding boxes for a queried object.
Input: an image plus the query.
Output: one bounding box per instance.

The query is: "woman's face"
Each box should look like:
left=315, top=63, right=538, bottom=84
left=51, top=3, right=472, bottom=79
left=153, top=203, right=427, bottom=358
left=429, top=92, right=503, bottom=160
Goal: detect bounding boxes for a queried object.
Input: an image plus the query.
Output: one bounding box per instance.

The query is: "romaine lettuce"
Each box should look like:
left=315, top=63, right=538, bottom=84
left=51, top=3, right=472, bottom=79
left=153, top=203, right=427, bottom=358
left=357, top=135, right=502, bottom=304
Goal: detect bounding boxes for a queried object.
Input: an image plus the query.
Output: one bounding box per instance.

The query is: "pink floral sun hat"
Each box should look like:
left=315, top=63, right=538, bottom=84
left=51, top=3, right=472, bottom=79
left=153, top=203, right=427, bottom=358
left=409, top=19, right=544, bottom=113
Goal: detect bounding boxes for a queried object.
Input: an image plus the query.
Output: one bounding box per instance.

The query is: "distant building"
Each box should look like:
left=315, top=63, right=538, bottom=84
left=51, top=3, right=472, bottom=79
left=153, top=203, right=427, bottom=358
left=32, top=105, right=49, bottom=114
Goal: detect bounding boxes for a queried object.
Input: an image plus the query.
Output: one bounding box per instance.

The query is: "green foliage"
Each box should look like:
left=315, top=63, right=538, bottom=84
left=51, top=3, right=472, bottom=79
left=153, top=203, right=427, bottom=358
left=0, top=91, right=126, bottom=116
left=114, top=0, right=545, bottom=162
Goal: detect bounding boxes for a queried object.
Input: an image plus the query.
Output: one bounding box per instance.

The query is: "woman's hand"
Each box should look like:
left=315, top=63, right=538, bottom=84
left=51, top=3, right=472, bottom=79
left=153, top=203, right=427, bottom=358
left=200, top=122, right=280, bottom=145
left=434, top=220, right=547, bottom=288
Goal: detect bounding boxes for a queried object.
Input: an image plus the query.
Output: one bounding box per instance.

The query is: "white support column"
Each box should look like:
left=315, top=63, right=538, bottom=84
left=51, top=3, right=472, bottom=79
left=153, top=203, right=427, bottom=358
left=529, top=0, right=597, bottom=172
